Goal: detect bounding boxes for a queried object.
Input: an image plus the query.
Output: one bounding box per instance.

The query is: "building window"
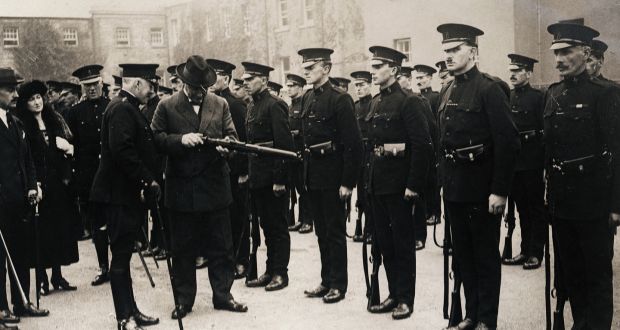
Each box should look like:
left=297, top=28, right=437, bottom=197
left=115, top=28, right=130, bottom=47
left=170, top=19, right=178, bottom=46
left=281, top=56, right=290, bottom=82
left=222, top=9, right=232, bottom=38
left=3, top=27, right=19, bottom=47
left=394, top=38, right=411, bottom=62
left=303, top=0, right=314, bottom=26
left=63, top=28, right=78, bottom=47
left=205, top=15, right=213, bottom=42
left=150, top=28, right=164, bottom=47
left=277, top=0, right=289, bottom=28
left=242, top=4, right=251, bottom=36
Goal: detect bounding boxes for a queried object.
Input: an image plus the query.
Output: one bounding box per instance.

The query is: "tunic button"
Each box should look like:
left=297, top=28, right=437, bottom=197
left=445, top=117, right=450, bottom=120
left=446, top=132, right=451, bottom=136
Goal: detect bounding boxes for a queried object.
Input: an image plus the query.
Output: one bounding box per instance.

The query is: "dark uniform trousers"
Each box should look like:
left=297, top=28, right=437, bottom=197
left=554, top=217, right=613, bottom=330
left=510, top=169, right=546, bottom=259
left=0, top=213, right=31, bottom=310
left=542, top=71, right=619, bottom=330
left=307, top=189, right=348, bottom=292
left=438, top=66, right=518, bottom=328
left=371, top=194, right=415, bottom=306
left=169, top=208, right=234, bottom=307
left=230, top=176, right=250, bottom=267
left=445, top=201, right=501, bottom=326
left=104, top=204, right=143, bottom=320
left=251, top=187, right=290, bottom=276
left=290, top=162, right=312, bottom=225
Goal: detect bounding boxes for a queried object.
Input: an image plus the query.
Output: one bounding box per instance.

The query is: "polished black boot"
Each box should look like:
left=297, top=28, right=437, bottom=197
left=91, top=267, right=110, bottom=286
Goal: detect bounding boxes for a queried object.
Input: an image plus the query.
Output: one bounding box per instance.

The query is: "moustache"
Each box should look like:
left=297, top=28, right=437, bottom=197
left=556, top=65, right=568, bottom=70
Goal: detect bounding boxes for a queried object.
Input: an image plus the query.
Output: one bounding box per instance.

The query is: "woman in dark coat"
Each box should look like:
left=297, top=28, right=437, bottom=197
left=15, top=80, right=80, bottom=295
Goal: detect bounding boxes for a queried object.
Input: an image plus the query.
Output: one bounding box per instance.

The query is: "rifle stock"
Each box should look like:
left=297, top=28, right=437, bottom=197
left=353, top=207, right=363, bottom=242
left=246, top=196, right=260, bottom=283
left=442, top=217, right=450, bottom=319
left=366, top=232, right=381, bottom=311
left=448, top=278, right=463, bottom=326
left=501, top=201, right=516, bottom=260
left=204, top=137, right=300, bottom=160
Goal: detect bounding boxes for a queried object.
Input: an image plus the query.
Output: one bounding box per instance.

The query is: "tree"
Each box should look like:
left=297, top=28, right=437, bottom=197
left=10, top=19, right=92, bottom=81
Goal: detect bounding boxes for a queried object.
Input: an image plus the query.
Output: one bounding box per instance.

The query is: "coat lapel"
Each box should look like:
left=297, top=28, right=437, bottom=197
left=198, top=93, right=216, bottom=134
left=175, top=92, right=200, bottom=130
left=0, top=114, right=18, bottom=148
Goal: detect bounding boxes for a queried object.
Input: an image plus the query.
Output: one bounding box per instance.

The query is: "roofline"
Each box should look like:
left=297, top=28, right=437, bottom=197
left=0, top=16, right=91, bottom=20
left=90, top=10, right=165, bottom=16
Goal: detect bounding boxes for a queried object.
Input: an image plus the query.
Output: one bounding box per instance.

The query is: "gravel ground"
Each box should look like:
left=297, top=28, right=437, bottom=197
left=15, top=204, right=620, bottom=330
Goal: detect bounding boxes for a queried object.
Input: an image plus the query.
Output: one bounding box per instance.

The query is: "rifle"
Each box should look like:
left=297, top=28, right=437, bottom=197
left=364, top=231, right=381, bottom=311
left=288, top=187, right=297, bottom=226
left=550, top=215, right=566, bottom=330
left=246, top=192, right=260, bottom=283
left=352, top=203, right=364, bottom=242
left=203, top=137, right=300, bottom=160
left=545, top=223, right=551, bottom=330
left=135, top=241, right=155, bottom=288
left=345, top=198, right=353, bottom=238
left=442, top=214, right=451, bottom=319
left=448, top=257, right=463, bottom=327
left=501, top=197, right=516, bottom=261
left=151, top=202, right=184, bottom=330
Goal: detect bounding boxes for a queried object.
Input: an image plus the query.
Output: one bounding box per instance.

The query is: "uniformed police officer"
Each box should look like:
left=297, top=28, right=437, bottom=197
left=267, top=81, right=282, bottom=98
left=63, top=64, right=111, bottom=286
left=231, top=79, right=251, bottom=104
left=366, top=46, right=433, bottom=320
left=413, top=65, right=439, bottom=113
left=332, top=77, right=351, bottom=93
left=90, top=63, right=161, bottom=330
left=286, top=73, right=314, bottom=234
left=586, top=39, right=614, bottom=84
left=436, top=24, right=520, bottom=330
left=166, top=65, right=184, bottom=93
left=412, top=64, right=443, bottom=228
left=241, top=62, right=295, bottom=292
left=501, top=54, right=546, bottom=270
left=297, top=48, right=363, bottom=304
left=436, top=61, right=454, bottom=88
left=206, top=58, right=251, bottom=279
left=396, top=66, right=413, bottom=93
left=351, top=71, right=373, bottom=243
left=544, top=22, right=620, bottom=329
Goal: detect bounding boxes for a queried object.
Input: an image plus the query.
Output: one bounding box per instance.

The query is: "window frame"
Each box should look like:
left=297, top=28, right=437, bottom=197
left=115, top=27, right=131, bottom=48
left=150, top=27, right=164, bottom=47
left=277, top=0, right=289, bottom=29
left=394, top=38, right=411, bottom=63
left=3, top=27, right=19, bottom=48
left=63, top=27, right=78, bottom=47
left=302, top=0, right=315, bottom=26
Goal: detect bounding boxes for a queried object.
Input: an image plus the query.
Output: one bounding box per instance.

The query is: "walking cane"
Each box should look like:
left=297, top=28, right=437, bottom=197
left=33, top=204, right=42, bottom=308
left=135, top=241, right=155, bottom=288
left=0, top=227, right=29, bottom=307
left=152, top=203, right=184, bottom=330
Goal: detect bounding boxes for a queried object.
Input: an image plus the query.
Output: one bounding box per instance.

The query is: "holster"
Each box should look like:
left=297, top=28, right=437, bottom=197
left=519, top=130, right=542, bottom=143
left=445, top=144, right=488, bottom=163
left=308, top=140, right=336, bottom=156
left=373, top=143, right=406, bottom=158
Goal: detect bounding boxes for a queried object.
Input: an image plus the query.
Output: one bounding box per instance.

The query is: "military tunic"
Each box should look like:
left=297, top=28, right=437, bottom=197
left=438, top=66, right=519, bottom=327
left=543, top=71, right=620, bottom=329
left=508, top=84, right=546, bottom=260
left=367, top=82, right=432, bottom=306
left=301, top=80, right=363, bottom=292
left=245, top=88, right=294, bottom=276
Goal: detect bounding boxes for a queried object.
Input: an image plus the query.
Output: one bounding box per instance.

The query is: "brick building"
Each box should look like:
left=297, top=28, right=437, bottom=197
left=1, top=0, right=617, bottom=88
